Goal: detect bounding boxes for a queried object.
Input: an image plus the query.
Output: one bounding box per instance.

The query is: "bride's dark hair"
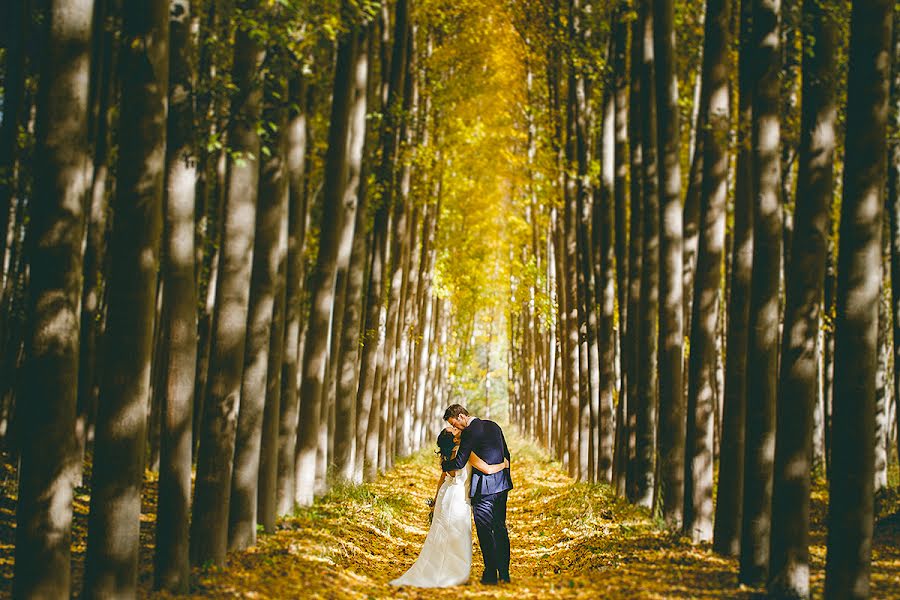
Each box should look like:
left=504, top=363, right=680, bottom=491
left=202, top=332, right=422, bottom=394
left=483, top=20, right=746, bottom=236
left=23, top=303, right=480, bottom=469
left=435, top=429, right=455, bottom=461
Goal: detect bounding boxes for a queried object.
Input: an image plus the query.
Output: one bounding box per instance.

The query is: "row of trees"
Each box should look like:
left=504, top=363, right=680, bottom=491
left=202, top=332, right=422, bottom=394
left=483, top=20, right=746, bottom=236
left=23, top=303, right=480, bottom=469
left=506, top=0, right=896, bottom=598
left=0, top=0, right=509, bottom=596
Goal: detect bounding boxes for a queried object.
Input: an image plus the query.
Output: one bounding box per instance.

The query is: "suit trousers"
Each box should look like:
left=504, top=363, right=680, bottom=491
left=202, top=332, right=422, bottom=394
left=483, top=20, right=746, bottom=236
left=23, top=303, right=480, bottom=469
left=471, top=490, right=510, bottom=581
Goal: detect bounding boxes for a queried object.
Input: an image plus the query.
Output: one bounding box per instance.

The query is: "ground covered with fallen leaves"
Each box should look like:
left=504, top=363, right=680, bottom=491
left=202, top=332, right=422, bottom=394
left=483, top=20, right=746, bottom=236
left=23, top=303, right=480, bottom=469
left=0, top=436, right=898, bottom=598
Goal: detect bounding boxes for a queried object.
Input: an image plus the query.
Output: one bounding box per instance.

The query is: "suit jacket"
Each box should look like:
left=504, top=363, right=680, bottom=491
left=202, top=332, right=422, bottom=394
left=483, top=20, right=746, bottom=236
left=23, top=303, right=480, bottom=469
left=442, top=418, right=513, bottom=497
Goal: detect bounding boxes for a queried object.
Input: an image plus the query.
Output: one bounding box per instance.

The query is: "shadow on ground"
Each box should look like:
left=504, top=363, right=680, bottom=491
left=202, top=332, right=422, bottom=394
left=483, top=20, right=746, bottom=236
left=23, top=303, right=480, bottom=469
left=0, top=438, right=897, bottom=599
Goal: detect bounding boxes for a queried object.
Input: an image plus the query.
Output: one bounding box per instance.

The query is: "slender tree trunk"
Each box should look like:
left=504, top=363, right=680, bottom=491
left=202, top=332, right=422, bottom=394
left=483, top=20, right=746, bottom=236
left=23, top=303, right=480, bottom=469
left=84, top=1, right=167, bottom=596
left=653, top=0, right=685, bottom=528
left=190, top=0, right=264, bottom=566
left=569, top=0, right=592, bottom=484
left=623, top=10, right=644, bottom=501
left=611, top=3, right=630, bottom=495
left=889, top=3, right=900, bottom=478
left=682, top=127, right=705, bottom=337
left=683, top=0, right=730, bottom=545
left=275, top=75, right=309, bottom=516
left=739, top=0, right=782, bottom=586
left=563, top=0, right=582, bottom=481
left=825, top=1, right=892, bottom=597
left=13, top=2, right=94, bottom=596
left=76, top=0, right=116, bottom=485
left=767, top=0, right=837, bottom=594
left=227, top=69, right=289, bottom=552
left=358, top=209, right=389, bottom=483
left=874, top=220, right=890, bottom=492
left=296, top=19, right=360, bottom=507
left=154, top=0, right=197, bottom=591
left=257, top=137, right=290, bottom=534
left=713, top=0, right=753, bottom=557
left=635, top=0, right=660, bottom=509
left=596, top=59, right=616, bottom=484
left=333, top=25, right=370, bottom=482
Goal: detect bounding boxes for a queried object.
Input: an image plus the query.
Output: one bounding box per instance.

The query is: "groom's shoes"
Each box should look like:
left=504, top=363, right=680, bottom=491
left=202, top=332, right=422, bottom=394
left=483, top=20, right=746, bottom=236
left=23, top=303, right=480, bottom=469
left=499, top=572, right=512, bottom=584
left=480, top=571, right=499, bottom=585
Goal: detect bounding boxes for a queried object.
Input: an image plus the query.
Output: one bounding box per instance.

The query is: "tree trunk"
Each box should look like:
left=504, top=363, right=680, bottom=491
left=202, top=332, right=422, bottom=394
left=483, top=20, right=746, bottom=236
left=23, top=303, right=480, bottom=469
left=382, top=23, right=417, bottom=472
left=682, top=121, right=705, bottom=337
left=563, top=0, right=582, bottom=481
left=154, top=0, right=197, bottom=591
left=739, top=0, right=782, bottom=586
left=653, top=0, right=685, bottom=529
left=825, top=1, right=892, bottom=597
left=257, top=78, right=291, bottom=536
left=767, top=0, right=837, bottom=594
left=713, top=0, right=753, bottom=557
left=357, top=206, right=390, bottom=483
left=295, top=19, right=360, bottom=507
left=683, top=0, right=730, bottom=545
left=611, top=3, right=630, bottom=495
left=874, top=220, right=890, bottom=493
left=227, top=70, right=289, bottom=552
left=333, top=25, right=370, bottom=482
left=0, top=0, right=27, bottom=268
left=634, top=0, right=660, bottom=509
left=623, top=10, right=644, bottom=501
left=889, top=3, right=900, bottom=480
left=13, top=1, right=94, bottom=596
left=190, top=0, right=264, bottom=566
left=275, top=74, right=309, bottom=516
left=76, top=0, right=117, bottom=486
left=84, top=1, right=167, bottom=596
left=595, top=52, right=616, bottom=484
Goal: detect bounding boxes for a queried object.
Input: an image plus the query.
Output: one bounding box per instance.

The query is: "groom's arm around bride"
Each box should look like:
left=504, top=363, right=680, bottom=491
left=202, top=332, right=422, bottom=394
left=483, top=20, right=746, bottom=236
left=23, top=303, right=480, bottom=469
left=440, top=404, right=513, bottom=584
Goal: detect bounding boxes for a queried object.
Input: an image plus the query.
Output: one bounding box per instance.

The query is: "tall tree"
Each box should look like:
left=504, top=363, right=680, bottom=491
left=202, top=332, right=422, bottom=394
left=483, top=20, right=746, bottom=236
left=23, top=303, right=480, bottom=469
left=257, top=115, right=291, bottom=533
left=191, top=0, right=265, bottom=566
left=652, top=0, right=685, bottom=530
left=76, top=0, right=117, bottom=487
left=683, top=0, right=730, bottom=545
left=295, top=14, right=361, bottom=506
left=634, top=0, right=659, bottom=508
left=154, top=0, right=197, bottom=591
left=887, top=0, right=900, bottom=492
left=713, top=0, right=753, bottom=557
left=825, top=0, right=893, bottom=597
left=767, top=0, right=837, bottom=595
left=563, top=0, right=583, bottom=480
left=611, top=2, right=630, bottom=495
left=739, top=0, right=782, bottom=586
left=595, top=52, right=616, bottom=485
left=13, top=1, right=94, bottom=596
left=358, top=0, right=409, bottom=482
left=228, top=68, right=289, bottom=552
left=276, top=74, right=309, bottom=515
left=333, top=25, right=371, bottom=482
left=623, top=8, right=644, bottom=501
left=84, top=0, right=168, bottom=596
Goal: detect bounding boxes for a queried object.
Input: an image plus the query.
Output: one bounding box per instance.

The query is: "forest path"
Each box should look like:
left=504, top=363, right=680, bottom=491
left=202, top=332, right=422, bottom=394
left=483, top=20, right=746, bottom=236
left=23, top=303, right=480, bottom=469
left=0, top=434, right=897, bottom=598
left=152, top=435, right=758, bottom=599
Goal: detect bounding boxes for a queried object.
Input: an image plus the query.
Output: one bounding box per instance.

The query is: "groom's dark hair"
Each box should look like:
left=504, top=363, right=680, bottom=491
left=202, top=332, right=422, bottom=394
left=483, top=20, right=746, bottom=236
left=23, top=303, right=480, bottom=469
left=443, top=404, right=469, bottom=420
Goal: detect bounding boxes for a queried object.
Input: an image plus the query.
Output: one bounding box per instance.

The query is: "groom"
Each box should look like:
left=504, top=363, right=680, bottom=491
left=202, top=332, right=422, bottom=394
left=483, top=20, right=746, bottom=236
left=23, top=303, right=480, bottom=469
left=441, top=404, right=513, bottom=584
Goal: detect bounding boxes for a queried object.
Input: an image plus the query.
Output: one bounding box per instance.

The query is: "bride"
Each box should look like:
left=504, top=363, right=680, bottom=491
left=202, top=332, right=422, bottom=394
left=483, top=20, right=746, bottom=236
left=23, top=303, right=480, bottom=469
left=390, top=426, right=509, bottom=587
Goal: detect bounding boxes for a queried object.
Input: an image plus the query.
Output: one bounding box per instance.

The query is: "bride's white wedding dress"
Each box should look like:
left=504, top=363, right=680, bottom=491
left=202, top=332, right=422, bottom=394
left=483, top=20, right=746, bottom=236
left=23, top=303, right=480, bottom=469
left=390, top=465, right=473, bottom=587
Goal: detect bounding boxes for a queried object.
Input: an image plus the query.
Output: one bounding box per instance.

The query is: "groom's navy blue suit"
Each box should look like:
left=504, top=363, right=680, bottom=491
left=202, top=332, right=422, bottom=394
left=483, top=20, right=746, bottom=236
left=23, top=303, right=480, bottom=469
left=442, top=418, right=513, bottom=583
